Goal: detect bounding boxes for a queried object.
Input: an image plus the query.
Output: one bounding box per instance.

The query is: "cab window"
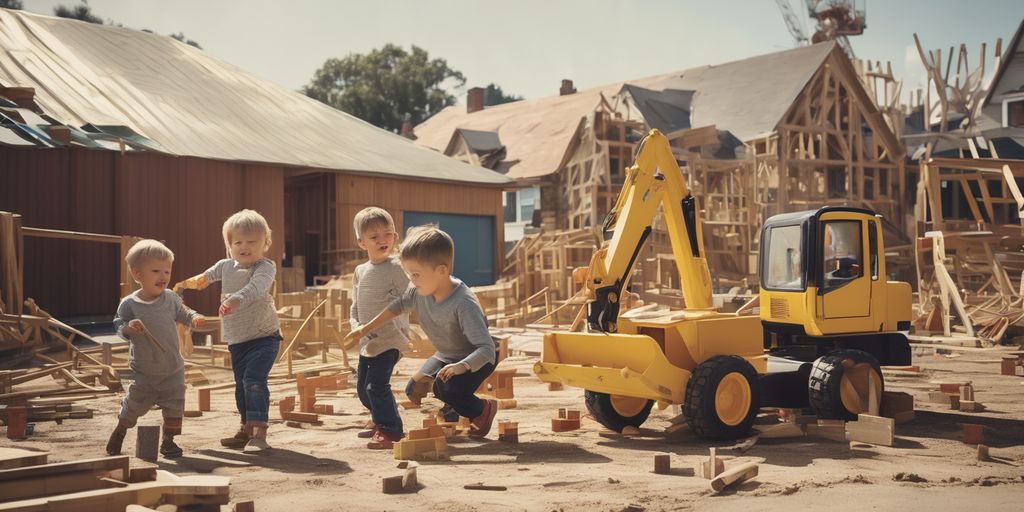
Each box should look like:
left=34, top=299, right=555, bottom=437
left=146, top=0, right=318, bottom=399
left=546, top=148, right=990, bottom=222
left=823, top=221, right=863, bottom=290
left=763, top=224, right=804, bottom=290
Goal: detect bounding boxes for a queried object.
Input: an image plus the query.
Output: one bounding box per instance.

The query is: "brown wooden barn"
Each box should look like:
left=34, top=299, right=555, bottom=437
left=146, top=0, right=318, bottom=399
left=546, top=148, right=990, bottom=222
left=0, top=9, right=510, bottom=319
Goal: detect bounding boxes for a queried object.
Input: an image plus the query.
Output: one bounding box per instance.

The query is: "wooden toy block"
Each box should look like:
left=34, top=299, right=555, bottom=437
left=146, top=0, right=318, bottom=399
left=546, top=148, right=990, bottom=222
left=551, top=418, right=580, bottom=432
left=548, top=382, right=564, bottom=391
left=300, top=391, right=316, bottom=413
left=422, top=417, right=437, bottom=428
left=497, top=399, right=517, bottom=410
left=135, top=425, right=160, bottom=461
left=558, top=408, right=567, bottom=419
left=279, top=396, right=296, bottom=414
left=408, top=428, right=431, bottom=440
left=880, top=391, right=915, bottom=424
left=654, top=454, right=671, bottom=474
left=962, top=423, right=984, bottom=444
left=498, top=421, right=518, bottom=443
left=805, top=419, right=847, bottom=441
left=711, top=462, right=758, bottom=493
left=977, top=444, right=990, bottom=461
left=566, top=409, right=581, bottom=421
left=939, top=383, right=962, bottom=394
left=234, top=502, right=255, bottom=512
left=129, top=462, right=158, bottom=483
left=695, top=447, right=724, bottom=479
left=1001, top=356, right=1018, bottom=376
left=928, top=391, right=955, bottom=404
left=314, top=404, right=334, bottom=415
left=281, top=411, right=321, bottom=425
left=198, top=388, right=211, bottom=412
left=845, top=414, right=894, bottom=446
left=382, top=475, right=404, bottom=494
left=960, top=400, right=981, bottom=412
left=959, top=384, right=974, bottom=402
left=183, top=410, right=203, bottom=418
left=949, top=395, right=961, bottom=410
left=392, top=436, right=448, bottom=461
left=6, top=405, right=27, bottom=440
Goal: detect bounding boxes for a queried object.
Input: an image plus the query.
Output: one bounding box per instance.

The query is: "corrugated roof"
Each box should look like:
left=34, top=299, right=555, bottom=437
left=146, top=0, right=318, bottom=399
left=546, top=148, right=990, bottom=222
left=0, top=9, right=510, bottom=186
left=415, top=42, right=837, bottom=180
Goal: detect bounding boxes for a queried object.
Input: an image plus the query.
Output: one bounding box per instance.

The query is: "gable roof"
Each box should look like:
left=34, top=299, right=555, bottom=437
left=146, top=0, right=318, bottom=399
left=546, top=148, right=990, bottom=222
left=983, top=18, right=1024, bottom=107
left=415, top=42, right=837, bottom=180
left=0, top=9, right=510, bottom=186
left=620, top=84, right=693, bottom=134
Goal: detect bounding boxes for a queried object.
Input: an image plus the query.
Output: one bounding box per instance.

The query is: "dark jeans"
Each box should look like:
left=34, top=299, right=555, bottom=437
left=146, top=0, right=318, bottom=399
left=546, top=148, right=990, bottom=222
left=356, top=349, right=404, bottom=437
left=432, top=362, right=495, bottom=419
left=228, top=333, right=281, bottom=424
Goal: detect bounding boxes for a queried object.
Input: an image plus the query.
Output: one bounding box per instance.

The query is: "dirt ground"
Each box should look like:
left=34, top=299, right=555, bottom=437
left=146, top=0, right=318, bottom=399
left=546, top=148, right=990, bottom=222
left=4, top=338, right=1024, bottom=512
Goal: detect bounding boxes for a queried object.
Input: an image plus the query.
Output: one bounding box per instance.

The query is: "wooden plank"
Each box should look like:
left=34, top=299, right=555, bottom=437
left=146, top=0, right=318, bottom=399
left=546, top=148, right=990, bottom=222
left=845, top=414, right=894, bottom=446
left=0, top=449, right=48, bottom=471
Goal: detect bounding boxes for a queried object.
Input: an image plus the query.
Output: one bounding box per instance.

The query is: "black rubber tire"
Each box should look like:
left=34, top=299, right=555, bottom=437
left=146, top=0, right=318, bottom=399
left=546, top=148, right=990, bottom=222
left=808, top=349, right=884, bottom=420
left=584, top=391, right=654, bottom=432
left=684, top=355, right=760, bottom=440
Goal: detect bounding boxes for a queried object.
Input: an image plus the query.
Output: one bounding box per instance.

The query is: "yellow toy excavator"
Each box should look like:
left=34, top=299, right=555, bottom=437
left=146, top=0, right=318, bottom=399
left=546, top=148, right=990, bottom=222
left=533, top=129, right=911, bottom=439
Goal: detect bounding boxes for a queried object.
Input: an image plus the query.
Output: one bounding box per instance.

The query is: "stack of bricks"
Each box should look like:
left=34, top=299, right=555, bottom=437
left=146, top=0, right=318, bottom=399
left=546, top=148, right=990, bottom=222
left=279, top=394, right=321, bottom=425
left=552, top=408, right=581, bottom=432
left=498, top=421, right=518, bottom=443
left=393, top=425, right=448, bottom=461
left=477, top=368, right=517, bottom=409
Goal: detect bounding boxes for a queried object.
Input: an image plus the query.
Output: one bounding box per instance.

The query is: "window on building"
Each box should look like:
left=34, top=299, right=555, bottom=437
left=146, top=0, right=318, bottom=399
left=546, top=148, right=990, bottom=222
left=503, top=191, right=517, bottom=222
left=1009, top=100, right=1024, bottom=128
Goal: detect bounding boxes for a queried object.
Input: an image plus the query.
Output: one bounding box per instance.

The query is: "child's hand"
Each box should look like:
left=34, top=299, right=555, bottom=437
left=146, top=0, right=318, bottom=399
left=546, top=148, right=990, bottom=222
left=124, top=319, right=145, bottom=334
left=191, top=317, right=205, bottom=329
left=437, top=362, right=470, bottom=382
left=342, top=327, right=365, bottom=346
left=219, top=298, right=240, bottom=316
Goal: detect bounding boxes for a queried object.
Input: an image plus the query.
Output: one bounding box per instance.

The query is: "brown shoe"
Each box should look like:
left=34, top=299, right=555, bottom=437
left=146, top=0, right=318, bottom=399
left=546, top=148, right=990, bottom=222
left=105, top=427, right=127, bottom=455
left=366, top=430, right=400, bottom=450
left=357, top=420, right=377, bottom=438
left=469, top=399, right=498, bottom=438
left=220, top=425, right=250, bottom=449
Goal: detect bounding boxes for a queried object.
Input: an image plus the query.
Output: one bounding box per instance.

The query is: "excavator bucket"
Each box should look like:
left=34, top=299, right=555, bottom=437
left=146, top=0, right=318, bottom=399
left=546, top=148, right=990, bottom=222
left=533, top=332, right=689, bottom=404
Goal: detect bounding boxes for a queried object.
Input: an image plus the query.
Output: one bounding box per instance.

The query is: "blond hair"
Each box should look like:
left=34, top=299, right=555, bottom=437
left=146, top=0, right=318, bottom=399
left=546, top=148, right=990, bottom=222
left=125, top=239, right=174, bottom=269
left=353, top=207, right=396, bottom=239
left=400, top=225, right=454, bottom=268
left=222, top=209, right=272, bottom=248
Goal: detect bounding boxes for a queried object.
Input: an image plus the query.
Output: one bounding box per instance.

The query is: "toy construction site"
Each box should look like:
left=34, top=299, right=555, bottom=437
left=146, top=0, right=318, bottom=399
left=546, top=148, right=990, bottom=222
left=2, top=1, right=1024, bottom=511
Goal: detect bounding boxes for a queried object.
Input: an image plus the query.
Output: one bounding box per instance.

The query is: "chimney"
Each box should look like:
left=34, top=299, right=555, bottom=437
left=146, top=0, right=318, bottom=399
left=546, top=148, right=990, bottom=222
left=467, top=87, right=485, bottom=113
left=400, top=120, right=415, bottom=139
left=559, top=79, right=576, bottom=96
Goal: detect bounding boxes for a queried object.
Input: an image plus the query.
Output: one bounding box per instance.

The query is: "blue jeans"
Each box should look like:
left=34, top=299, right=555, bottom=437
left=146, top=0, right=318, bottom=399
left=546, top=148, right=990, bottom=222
left=356, top=349, right=404, bottom=437
left=432, top=362, right=495, bottom=419
left=228, top=333, right=281, bottom=424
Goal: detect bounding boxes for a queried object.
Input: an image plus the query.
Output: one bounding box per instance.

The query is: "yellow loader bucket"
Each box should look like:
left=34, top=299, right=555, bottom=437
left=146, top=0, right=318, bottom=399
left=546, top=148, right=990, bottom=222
left=533, top=332, right=689, bottom=404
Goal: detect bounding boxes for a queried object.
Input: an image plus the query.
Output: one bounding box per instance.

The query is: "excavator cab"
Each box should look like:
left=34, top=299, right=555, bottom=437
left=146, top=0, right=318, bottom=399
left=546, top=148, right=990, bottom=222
left=759, top=207, right=912, bottom=360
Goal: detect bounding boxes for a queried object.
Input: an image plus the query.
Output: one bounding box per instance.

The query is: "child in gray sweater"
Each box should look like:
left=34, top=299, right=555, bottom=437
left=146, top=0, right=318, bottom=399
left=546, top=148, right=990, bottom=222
left=345, top=226, right=498, bottom=440
left=349, top=207, right=410, bottom=449
left=175, top=209, right=281, bottom=453
left=106, top=240, right=203, bottom=459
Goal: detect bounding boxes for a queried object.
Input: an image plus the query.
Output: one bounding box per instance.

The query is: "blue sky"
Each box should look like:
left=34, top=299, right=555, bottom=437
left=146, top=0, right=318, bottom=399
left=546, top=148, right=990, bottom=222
left=19, top=0, right=1024, bottom=102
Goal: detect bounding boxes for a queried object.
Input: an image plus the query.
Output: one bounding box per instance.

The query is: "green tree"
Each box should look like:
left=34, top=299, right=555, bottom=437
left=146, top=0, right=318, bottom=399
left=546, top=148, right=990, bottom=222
left=303, top=44, right=465, bottom=132
left=53, top=1, right=102, bottom=24
left=483, top=83, right=522, bottom=106
left=0, top=0, right=23, bottom=10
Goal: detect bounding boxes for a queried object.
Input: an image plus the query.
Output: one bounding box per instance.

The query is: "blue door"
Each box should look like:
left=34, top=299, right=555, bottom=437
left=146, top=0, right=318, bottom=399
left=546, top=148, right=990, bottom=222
left=403, top=212, right=496, bottom=286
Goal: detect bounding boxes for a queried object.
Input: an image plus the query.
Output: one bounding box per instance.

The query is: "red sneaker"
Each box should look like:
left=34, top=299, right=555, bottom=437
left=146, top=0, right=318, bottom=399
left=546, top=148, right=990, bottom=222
left=367, top=430, right=400, bottom=450
left=469, top=399, right=498, bottom=438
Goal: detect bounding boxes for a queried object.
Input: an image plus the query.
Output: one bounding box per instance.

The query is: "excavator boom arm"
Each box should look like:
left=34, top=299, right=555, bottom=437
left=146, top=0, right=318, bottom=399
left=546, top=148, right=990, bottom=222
left=588, top=130, right=714, bottom=331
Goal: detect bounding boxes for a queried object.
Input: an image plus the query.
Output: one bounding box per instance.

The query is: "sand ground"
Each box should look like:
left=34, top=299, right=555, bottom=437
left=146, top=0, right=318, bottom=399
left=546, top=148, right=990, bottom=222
left=3, top=340, right=1023, bottom=512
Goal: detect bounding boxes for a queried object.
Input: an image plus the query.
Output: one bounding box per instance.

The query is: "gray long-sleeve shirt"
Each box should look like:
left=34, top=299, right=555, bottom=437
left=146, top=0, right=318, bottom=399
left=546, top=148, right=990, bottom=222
left=114, top=290, right=200, bottom=376
left=387, top=277, right=495, bottom=372
left=203, top=257, right=280, bottom=345
left=351, top=257, right=410, bottom=357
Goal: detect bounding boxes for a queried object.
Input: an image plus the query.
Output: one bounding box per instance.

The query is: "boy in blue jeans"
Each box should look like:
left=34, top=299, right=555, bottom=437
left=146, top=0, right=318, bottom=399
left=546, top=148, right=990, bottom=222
left=349, top=207, right=410, bottom=449
left=345, top=225, right=497, bottom=442
left=175, top=209, right=281, bottom=453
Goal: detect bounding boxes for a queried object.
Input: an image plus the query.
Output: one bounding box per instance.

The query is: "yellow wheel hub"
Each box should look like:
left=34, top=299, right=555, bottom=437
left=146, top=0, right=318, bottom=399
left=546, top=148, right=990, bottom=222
left=610, top=394, right=648, bottom=418
left=715, top=372, right=752, bottom=427
left=839, top=362, right=882, bottom=415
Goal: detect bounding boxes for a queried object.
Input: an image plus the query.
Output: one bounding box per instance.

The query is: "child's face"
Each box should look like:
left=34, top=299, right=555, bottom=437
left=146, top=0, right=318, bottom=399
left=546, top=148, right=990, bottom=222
left=357, top=223, right=396, bottom=262
left=228, top=229, right=269, bottom=265
left=400, top=258, right=449, bottom=296
left=131, top=257, right=172, bottom=298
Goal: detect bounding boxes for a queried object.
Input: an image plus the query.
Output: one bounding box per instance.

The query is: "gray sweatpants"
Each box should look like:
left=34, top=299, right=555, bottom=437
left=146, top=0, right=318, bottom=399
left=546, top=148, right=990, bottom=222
left=119, top=369, right=185, bottom=425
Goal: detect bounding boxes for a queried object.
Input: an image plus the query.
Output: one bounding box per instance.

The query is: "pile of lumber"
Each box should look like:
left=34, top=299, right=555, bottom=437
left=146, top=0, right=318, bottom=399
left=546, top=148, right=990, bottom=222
left=0, top=448, right=230, bottom=512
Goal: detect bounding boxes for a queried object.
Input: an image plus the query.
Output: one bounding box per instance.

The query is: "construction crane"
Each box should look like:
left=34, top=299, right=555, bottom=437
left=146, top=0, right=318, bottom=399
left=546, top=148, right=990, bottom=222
left=776, top=0, right=866, bottom=57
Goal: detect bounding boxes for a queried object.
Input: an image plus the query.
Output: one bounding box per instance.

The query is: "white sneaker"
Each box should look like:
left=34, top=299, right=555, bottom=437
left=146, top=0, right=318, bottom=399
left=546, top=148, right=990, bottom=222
left=243, top=437, right=270, bottom=453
